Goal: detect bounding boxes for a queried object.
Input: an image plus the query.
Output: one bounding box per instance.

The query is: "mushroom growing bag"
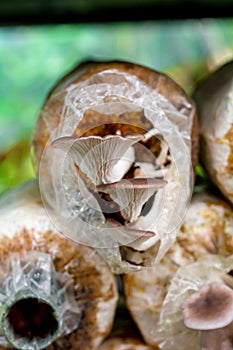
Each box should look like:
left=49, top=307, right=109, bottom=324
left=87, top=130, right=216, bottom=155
left=153, top=254, right=233, bottom=350
left=194, top=60, right=233, bottom=204
left=0, top=180, right=118, bottom=350
left=33, top=60, right=198, bottom=273
left=123, top=189, right=233, bottom=348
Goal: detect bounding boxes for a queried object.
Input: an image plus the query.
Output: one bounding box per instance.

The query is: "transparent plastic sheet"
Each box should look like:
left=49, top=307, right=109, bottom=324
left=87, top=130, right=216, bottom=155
left=153, top=254, right=233, bottom=350
left=39, top=69, right=194, bottom=272
left=0, top=252, right=80, bottom=350
left=0, top=180, right=118, bottom=349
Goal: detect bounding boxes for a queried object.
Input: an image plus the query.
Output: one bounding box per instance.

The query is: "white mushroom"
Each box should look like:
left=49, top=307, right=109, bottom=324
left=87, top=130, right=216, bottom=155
left=52, top=134, right=143, bottom=185
left=97, top=178, right=167, bottom=223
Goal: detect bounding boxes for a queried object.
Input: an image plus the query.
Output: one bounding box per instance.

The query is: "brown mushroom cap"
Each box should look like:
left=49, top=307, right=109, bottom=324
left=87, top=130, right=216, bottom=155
left=182, top=282, right=233, bottom=331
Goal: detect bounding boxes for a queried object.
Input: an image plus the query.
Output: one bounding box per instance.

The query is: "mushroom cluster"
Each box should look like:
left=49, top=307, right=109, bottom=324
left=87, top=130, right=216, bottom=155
left=29, top=58, right=233, bottom=348
left=33, top=60, right=198, bottom=273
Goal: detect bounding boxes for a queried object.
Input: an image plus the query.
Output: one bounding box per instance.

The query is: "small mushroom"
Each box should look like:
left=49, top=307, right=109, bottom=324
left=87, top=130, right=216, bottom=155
left=182, top=282, right=233, bottom=330
left=52, top=134, right=142, bottom=185
left=182, top=281, right=233, bottom=349
left=97, top=178, right=167, bottom=223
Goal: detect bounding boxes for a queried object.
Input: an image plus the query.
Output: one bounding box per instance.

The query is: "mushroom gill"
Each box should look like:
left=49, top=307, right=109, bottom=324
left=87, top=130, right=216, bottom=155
left=97, top=178, right=167, bottom=223
left=52, top=134, right=143, bottom=185
left=106, top=218, right=156, bottom=247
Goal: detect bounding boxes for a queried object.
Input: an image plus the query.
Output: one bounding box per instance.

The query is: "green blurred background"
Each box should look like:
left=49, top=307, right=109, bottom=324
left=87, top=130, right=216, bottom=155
left=0, top=18, right=233, bottom=193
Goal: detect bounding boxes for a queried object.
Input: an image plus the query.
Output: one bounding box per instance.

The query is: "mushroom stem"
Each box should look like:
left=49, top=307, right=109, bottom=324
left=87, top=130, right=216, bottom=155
left=143, top=128, right=161, bottom=142
left=200, top=323, right=233, bottom=350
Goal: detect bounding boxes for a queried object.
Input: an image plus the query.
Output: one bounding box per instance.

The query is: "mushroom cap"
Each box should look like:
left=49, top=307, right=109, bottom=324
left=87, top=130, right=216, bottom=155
left=182, top=282, right=233, bottom=330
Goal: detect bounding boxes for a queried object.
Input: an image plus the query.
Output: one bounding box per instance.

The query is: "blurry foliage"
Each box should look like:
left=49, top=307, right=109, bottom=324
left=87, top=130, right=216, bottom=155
left=0, top=19, right=233, bottom=193
left=0, top=139, right=34, bottom=194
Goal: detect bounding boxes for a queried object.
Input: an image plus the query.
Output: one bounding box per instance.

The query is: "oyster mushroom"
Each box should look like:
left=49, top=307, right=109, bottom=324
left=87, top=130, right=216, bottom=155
left=34, top=60, right=199, bottom=272
left=52, top=134, right=142, bottom=185
left=182, top=282, right=233, bottom=330
left=0, top=180, right=118, bottom=350
left=97, top=178, right=167, bottom=223
left=123, top=189, right=233, bottom=348
left=193, top=59, right=233, bottom=204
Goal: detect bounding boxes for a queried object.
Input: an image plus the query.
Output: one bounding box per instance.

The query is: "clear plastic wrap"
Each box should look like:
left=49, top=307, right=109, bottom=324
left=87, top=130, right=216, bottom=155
left=0, top=180, right=118, bottom=350
left=0, top=252, right=80, bottom=350
left=123, top=189, right=233, bottom=348
left=152, top=254, right=233, bottom=350
left=37, top=64, right=196, bottom=273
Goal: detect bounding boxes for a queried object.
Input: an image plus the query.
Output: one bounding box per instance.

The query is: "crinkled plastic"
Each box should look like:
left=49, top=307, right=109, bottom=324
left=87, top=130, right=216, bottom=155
left=0, top=180, right=118, bottom=350
left=38, top=68, right=194, bottom=273
left=0, top=251, right=80, bottom=350
left=153, top=254, right=233, bottom=350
